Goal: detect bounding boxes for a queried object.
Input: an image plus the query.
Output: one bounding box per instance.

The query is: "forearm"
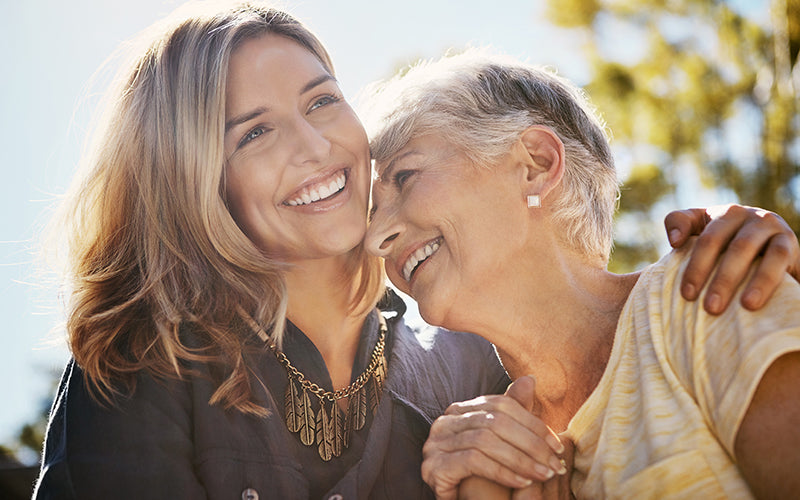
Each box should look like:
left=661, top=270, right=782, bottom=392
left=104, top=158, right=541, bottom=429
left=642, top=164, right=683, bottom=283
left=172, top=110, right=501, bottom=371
left=458, top=477, right=512, bottom=500
left=735, top=351, right=800, bottom=498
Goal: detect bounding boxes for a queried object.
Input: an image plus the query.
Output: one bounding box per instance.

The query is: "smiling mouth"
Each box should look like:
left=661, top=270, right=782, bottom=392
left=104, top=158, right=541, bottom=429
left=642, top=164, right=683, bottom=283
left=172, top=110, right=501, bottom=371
left=402, top=238, right=441, bottom=282
left=284, top=170, right=347, bottom=206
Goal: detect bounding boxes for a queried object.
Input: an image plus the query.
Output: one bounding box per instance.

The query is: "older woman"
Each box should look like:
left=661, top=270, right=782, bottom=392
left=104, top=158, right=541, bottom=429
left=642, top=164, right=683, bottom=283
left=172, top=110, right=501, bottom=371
left=364, top=51, right=800, bottom=499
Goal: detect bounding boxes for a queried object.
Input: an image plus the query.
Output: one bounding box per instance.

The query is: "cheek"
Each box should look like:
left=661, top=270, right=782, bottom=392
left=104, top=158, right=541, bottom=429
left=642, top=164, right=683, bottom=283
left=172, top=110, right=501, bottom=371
left=224, top=162, right=278, bottom=230
left=384, top=263, right=408, bottom=294
left=334, top=110, right=369, bottom=153
left=224, top=176, right=248, bottom=227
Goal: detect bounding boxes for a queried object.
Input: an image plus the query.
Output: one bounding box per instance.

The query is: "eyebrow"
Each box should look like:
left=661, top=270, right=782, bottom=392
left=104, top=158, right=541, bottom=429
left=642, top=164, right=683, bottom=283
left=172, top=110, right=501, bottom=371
left=378, top=150, right=421, bottom=184
left=301, top=73, right=336, bottom=94
left=224, top=74, right=337, bottom=133
left=225, top=106, right=268, bottom=133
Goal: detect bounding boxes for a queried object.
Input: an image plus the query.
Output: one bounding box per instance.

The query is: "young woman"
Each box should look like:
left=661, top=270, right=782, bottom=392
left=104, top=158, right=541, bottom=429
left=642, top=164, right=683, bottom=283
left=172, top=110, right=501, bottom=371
left=35, top=3, right=799, bottom=499
left=364, top=50, right=800, bottom=499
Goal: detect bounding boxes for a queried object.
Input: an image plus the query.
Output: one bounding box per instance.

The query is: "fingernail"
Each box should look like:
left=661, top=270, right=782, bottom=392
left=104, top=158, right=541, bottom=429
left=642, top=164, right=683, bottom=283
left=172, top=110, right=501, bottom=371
left=534, top=464, right=555, bottom=480
left=682, top=283, right=696, bottom=299
left=668, top=228, right=681, bottom=245
left=743, top=289, right=762, bottom=309
left=706, top=293, right=721, bottom=314
left=546, top=434, right=565, bottom=454
left=550, top=456, right=567, bottom=475
left=514, top=475, right=533, bottom=487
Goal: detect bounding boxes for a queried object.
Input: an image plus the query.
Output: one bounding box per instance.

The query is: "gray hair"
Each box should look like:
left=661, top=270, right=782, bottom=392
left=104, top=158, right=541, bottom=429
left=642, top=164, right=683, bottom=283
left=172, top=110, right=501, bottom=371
left=360, top=49, right=620, bottom=261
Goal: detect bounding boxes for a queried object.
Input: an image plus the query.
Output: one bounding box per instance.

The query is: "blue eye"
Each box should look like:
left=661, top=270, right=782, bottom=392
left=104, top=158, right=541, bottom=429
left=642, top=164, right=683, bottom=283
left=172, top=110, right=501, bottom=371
left=309, top=94, right=341, bottom=112
left=239, top=126, right=270, bottom=148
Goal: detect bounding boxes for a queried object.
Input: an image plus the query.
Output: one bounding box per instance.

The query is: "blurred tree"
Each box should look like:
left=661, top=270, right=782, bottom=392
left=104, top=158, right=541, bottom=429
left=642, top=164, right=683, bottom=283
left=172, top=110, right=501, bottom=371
left=546, top=0, right=800, bottom=272
left=0, top=410, right=46, bottom=500
left=2, top=396, right=49, bottom=465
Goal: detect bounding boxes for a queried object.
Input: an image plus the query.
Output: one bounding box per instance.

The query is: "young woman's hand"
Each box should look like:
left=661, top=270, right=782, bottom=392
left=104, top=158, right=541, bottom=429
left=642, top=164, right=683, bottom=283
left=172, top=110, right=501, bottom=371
left=664, top=204, right=800, bottom=314
left=422, top=376, right=569, bottom=500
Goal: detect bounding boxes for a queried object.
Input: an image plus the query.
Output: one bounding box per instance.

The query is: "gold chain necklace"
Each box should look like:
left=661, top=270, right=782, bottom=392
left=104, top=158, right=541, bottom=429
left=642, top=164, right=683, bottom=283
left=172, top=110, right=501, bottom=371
left=244, top=311, right=388, bottom=461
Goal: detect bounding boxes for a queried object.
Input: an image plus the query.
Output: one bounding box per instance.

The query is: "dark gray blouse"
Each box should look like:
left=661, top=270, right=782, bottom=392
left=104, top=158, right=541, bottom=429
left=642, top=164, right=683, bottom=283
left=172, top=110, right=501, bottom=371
left=34, top=290, right=509, bottom=499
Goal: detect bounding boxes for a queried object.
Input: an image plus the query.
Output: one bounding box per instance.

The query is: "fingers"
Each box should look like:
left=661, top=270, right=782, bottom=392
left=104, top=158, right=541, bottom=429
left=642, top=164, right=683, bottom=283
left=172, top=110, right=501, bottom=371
left=740, top=233, right=797, bottom=310
left=674, top=205, right=743, bottom=304
left=505, top=376, right=562, bottom=454
left=422, top=389, right=567, bottom=496
left=664, top=208, right=710, bottom=248
left=670, top=204, right=800, bottom=314
left=425, top=411, right=564, bottom=480
left=504, top=375, right=536, bottom=412
left=422, top=445, right=532, bottom=498
left=444, top=392, right=564, bottom=456
left=512, top=437, right=573, bottom=500
left=699, top=215, right=777, bottom=314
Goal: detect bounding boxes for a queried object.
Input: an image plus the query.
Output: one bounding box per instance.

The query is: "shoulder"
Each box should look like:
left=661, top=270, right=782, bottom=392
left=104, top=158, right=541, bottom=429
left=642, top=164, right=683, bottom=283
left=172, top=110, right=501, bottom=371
left=632, top=237, right=800, bottom=331
left=36, top=358, right=212, bottom=498
left=43, top=358, right=197, bottom=447
left=627, top=238, right=800, bottom=404
left=383, top=292, right=509, bottom=415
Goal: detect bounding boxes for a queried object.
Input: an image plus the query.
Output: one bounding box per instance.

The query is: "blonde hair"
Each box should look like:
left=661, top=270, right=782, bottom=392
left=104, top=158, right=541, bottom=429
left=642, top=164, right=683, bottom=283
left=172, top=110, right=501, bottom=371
left=55, top=1, right=383, bottom=415
left=362, top=49, right=619, bottom=261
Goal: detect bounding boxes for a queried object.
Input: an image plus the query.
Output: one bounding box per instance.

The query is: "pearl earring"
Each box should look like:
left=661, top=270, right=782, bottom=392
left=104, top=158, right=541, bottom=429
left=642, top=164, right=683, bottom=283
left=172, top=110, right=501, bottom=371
left=527, top=195, right=541, bottom=208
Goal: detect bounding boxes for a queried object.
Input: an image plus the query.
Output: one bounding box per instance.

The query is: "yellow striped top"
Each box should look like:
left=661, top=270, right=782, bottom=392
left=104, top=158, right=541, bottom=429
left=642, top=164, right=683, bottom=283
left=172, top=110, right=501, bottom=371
left=566, top=241, right=800, bottom=499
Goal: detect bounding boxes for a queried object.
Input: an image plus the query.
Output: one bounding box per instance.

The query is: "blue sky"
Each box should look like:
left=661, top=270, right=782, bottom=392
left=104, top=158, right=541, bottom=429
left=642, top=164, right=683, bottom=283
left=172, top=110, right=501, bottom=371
left=0, top=0, right=590, bottom=452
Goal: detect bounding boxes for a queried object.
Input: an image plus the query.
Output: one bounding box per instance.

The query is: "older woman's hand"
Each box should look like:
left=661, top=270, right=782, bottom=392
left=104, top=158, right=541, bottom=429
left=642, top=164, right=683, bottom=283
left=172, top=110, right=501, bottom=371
left=456, top=438, right=574, bottom=500
left=422, top=376, right=568, bottom=500
left=664, top=204, right=800, bottom=314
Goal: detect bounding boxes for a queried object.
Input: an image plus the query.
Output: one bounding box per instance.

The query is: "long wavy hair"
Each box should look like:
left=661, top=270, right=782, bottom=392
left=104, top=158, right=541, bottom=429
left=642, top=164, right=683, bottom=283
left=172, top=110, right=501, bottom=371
left=54, top=1, right=384, bottom=415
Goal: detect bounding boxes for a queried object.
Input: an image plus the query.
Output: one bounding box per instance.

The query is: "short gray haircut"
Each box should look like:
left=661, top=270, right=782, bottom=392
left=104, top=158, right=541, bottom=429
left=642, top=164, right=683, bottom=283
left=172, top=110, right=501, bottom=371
left=360, top=49, right=620, bottom=261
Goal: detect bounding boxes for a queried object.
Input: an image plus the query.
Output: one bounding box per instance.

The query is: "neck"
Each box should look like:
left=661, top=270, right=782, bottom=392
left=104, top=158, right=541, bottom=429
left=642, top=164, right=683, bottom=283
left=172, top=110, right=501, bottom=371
left=442, top=245, right=639, bottom=432
left=284, top=254, right=369, bottom=391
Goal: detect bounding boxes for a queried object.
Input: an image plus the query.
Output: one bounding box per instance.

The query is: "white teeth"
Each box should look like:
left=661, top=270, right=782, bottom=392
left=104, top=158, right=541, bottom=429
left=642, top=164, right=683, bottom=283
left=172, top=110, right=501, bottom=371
left=402, top=240, right=441, bottom=282
left=318, top=183, right=331, bottom=199
left=286, top=172, right=346, bottom=206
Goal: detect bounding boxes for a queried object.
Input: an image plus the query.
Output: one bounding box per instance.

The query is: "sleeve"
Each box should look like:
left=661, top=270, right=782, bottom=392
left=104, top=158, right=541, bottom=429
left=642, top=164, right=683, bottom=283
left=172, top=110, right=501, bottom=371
left=666, top=258, right=800, bottom=457
left=33, top=360, right=208, bottom=499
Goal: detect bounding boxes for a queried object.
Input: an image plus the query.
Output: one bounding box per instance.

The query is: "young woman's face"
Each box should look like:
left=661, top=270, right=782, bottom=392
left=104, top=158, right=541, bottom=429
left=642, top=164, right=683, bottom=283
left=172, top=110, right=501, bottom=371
left=365, top=134, right=528, bottom=327
left=223, top=34, right=371, bottom=262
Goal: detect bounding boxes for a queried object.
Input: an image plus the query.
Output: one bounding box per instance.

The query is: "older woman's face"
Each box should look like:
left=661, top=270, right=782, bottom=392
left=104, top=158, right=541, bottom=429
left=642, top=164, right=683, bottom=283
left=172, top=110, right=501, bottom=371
left=223, top=34, right=371, bottom=262
left=366, top=134, right=529, bottom=326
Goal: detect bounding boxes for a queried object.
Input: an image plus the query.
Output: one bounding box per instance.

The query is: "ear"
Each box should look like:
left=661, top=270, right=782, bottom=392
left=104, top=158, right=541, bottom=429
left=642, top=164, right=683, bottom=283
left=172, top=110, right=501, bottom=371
left=517, top=126, right=565, bottom=204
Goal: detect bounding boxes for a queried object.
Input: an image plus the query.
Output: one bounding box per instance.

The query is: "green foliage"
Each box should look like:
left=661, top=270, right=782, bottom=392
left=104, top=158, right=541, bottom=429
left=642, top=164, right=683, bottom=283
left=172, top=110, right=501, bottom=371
left=18, top=423, right=45, bottom=455
left=546, top=0, right=601, bottom=27
left=618, top=164, right=674, bottom=213
left=1, top=378, right=56, bottom=465
left=548, top=0, right=800, bottom=269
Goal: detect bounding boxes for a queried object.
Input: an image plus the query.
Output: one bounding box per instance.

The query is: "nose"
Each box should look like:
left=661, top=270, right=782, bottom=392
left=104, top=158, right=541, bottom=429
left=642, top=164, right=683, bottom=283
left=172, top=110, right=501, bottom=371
left=290, top=116, right=331, bottom=165
left=365, top=196, right=404, bottom=258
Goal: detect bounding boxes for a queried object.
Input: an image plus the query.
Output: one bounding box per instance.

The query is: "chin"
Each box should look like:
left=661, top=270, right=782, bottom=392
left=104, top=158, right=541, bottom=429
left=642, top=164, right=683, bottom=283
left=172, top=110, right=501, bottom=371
left=416, top=297, right=450, bottom=330
left=324, top=222, right=367, bottom=253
